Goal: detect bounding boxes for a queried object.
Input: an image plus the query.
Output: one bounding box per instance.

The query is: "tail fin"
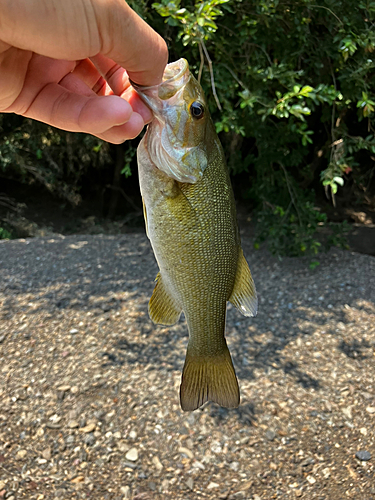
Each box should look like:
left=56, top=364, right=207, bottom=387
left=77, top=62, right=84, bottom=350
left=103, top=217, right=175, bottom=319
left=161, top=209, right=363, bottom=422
left=180, top=344, right=240, bottom=412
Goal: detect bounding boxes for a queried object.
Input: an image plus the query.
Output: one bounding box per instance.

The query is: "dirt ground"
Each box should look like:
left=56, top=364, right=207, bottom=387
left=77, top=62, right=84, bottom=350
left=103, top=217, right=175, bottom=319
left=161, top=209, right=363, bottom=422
left=0, top=232, right=374, bottom=500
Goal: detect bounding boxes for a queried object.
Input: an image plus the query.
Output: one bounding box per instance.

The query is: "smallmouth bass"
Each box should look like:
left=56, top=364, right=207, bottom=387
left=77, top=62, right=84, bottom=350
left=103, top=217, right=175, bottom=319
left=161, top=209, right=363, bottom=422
left=133, top=59, right=257, bottom=411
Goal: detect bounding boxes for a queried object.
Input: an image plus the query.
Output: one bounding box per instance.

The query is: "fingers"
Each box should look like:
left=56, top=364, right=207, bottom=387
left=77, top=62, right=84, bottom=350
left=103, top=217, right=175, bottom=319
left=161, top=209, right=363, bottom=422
left=22, top=82, right=145, bottom=143
left=0, top=0, right=168, bottom=87
left=90, top=54, right=153, bottom=123
left=95, top=0, right=168, bottom=86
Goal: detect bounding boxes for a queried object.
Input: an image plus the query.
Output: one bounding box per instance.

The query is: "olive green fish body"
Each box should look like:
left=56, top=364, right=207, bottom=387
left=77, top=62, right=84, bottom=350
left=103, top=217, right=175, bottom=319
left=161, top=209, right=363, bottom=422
left=135, top=59, right=257, bottom=411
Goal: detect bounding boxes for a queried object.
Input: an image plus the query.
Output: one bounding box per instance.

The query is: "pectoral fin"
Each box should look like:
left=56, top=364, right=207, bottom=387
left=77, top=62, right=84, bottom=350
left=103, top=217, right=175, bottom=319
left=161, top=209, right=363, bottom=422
left=229, top=248, right=257, bottom=317
left=180, top=343, right=240, bottom=411
left=148, top=273, right=182, bottom=326
left=142, top=198, right=149, bottom=238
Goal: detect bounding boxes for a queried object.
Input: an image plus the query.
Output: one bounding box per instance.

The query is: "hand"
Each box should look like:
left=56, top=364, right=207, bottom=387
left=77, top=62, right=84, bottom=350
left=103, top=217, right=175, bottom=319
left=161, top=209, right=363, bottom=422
left=0, top=0, right=168, bottom=143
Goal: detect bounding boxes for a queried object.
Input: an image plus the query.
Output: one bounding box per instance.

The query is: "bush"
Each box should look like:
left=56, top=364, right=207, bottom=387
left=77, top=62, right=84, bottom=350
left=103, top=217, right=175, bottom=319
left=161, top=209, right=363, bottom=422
left=141, top=0, right=375, bottom=255
left=1, top=0, right=375, bottom=256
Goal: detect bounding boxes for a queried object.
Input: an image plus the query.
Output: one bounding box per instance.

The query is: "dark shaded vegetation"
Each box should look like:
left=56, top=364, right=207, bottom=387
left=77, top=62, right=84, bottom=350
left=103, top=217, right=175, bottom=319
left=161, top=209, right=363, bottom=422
left=1, top=0, right=375, bottom=256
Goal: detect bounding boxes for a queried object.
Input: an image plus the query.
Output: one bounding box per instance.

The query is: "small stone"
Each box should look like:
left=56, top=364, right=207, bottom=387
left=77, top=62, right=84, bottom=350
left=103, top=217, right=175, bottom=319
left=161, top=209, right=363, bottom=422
left=230, top=461, right=239, bottom=471
left=355, top=450, right=371, bottom=461
left=70, top=329, right=79, bottom=334
left=186, top=477, right=194, bottom=490
left=125, top=447, right=138, bottom=462
left=360, top=427, right=367, bottom=436
left=128, top=430, right=137, bottom=440
left=0, top=481, right=5, bottom=490
left=55, top=489, right=66, bottom=498
left=83, top=433, right=95, bottom=446
left=37, top=458, right=47, bottom=464
left=306, top=475, right=316, bottom=484
left=113, top=431, right=122, bottom=439
left=80, top=461, right=88, bottom=469
left=342, top=407, right=352, bottom=419
left=16, top=449, right=27, bottom=459
left=66, top=435, right=75, bottom=445
left=57, top=385, right=71, bottom=392
left=42, top=447, right=52, bottom=460
left=179, top=447, right=194, bottom=459
left=118, top=441, right=130, bottom=453
left=80, top=423, right=96, bottom=433
left=71, top=386, right=79, bottom=394
left=210, top=441, right=222, bottom=453
left=207, top=482, right=219, bottom=489
left=120, top=486, right=131, bottom=498
left=71, top=476, right=84, bottom=483
left=265, top=430, right=276, bottom=441
left=366, top=407, right=375, bottom=414
left=68, top=420, right=79, bottom=429
left=152, top=455, right=163, bottom=471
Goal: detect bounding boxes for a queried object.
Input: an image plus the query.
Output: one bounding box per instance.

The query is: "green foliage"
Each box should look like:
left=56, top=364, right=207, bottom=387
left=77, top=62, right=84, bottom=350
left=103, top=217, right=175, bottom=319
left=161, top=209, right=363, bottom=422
left=2, top=0, right=375, bottom=256
left=0, top=226, right=12, bottom=240
left=0, top=115, right=112, bottom=205
left=142, top=0, right=375, bottom=256
left=121, top=146, right=136, bottom=178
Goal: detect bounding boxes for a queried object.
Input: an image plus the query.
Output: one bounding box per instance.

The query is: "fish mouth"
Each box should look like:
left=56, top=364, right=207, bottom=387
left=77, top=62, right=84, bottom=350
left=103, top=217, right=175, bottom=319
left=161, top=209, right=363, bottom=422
left=130, top=59, right=190, bottom=107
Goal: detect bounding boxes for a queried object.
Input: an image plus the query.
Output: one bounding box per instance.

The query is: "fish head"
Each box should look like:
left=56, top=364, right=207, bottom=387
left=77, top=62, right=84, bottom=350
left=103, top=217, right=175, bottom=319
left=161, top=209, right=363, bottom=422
left=132, top=59, right=211, bottom=184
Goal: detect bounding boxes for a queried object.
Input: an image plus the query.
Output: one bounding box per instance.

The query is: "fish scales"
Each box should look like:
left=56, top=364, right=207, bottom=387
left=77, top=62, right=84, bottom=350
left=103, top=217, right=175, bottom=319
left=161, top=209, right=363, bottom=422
left=133, top=59, right=257, bottom=411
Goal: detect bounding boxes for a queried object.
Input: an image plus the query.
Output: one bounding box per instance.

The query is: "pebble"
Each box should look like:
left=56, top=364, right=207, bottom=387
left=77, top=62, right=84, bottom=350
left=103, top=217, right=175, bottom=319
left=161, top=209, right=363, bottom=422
left=42, top=448, right=52, bottom=460
left=186, top=477, right=194, bottom=490
left=366, top=407, right=375, bottom=414
left=230, top=461, right=239, bottom=471
left=265, top=430, right=276, bottom=441
left=207, top=482, right=219, bottom=489
left=152, top=455, right=163, bottom=471
left=128, top=430, right=137, bottom=440
left=118, top=441, right=130, bottom=453
left=355, top=450, right=371, bottom=461
left=120, top=486, right=131, bottom=498
left=179, top=447, right=194, bottom=459
left=83, top=434, right=95, bottom=446
left=125, top=447, right=138, bottom=462
left=80, top=423, right=96, bottom=433
left=66, top=435, right=75, bottom=445
left=57, top=385, right=71, bottom=392
left=68, top=420, right=79, bottom=429
left=0, top=481, right=5, bottom=490
left=55, top=489, right=66, bottom=498
left=70, top=329, right=79, bottom=334
left=306, top=475, right=316, bottom=484
left=16, top=449, right=27, bottom=459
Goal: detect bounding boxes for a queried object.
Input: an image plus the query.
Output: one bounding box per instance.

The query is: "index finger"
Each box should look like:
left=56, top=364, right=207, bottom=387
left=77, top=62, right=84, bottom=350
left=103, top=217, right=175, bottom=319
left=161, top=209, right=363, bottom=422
left=94, top=0, right=168, bottom=86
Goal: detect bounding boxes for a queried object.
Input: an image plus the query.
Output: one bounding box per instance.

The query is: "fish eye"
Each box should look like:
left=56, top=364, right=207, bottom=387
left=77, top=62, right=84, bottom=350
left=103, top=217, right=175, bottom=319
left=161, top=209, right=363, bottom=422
left=190, top=101, right=205, bottom=119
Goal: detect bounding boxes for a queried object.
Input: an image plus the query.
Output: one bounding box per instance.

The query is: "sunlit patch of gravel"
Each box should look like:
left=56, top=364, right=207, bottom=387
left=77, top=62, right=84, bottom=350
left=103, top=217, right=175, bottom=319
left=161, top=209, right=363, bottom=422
left=0, top=233, right=374, bottom=499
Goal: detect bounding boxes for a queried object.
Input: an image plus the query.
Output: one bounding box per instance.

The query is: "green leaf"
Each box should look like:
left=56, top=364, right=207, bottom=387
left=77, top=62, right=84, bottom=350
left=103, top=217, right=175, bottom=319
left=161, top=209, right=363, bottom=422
left=333, top=176, right=344, bottom=186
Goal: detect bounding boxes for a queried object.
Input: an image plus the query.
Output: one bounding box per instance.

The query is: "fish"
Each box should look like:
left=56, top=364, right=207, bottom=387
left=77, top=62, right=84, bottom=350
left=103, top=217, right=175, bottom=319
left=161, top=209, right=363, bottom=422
left=132, top=59, right=257, bottom=412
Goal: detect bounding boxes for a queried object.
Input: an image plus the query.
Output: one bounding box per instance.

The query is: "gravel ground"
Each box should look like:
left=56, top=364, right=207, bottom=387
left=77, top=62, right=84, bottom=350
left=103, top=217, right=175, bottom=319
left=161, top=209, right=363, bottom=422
left=0, top=232, right=374, bottom=500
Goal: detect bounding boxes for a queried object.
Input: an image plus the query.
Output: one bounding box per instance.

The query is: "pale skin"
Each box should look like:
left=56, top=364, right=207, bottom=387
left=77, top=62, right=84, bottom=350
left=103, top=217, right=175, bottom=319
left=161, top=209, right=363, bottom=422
left=0, top=0, right=168, bottom=143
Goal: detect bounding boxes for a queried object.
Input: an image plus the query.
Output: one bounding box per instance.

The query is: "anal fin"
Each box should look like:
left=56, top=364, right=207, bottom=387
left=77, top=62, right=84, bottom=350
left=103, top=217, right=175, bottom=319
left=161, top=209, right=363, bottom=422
left=180, top=343, right=240, bottom=412
left=148, top=272, right=182, bottom=326
left=229, top=248, right=257, bottom=317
